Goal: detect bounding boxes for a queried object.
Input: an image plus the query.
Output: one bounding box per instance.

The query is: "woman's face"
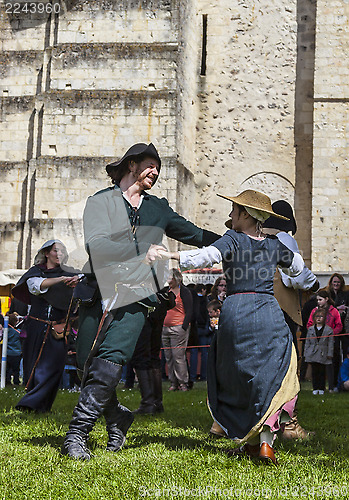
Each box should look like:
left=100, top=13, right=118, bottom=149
left=217, top=280, right=227, bottom=294
left=131, top=157, right=160, bottom=190
left=331, top=276, right=342, bottom=292
left=45, top=243, right=65, bottom=268
left=317, top=295, right=328, bottom=308
left=228, top=203, right=245, bottom=231
left=168, top=276, right=179, bottom=289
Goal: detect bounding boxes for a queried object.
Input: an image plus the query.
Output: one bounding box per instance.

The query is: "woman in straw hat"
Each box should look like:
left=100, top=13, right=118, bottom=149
left=153, top=190, right=309, bottom=465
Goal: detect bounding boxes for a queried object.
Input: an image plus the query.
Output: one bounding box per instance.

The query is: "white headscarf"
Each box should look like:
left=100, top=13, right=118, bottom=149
left=244, top=207, right=271, bottom=223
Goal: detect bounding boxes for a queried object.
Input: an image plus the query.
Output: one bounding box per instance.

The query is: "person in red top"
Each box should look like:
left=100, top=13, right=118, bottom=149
left=307, top=289, right=342, bottom=391
left=162, top=269, right=193, bottom=391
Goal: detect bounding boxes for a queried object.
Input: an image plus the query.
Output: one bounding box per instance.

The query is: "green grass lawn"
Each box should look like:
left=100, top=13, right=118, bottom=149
left=0, top=381, right=348, bottom=499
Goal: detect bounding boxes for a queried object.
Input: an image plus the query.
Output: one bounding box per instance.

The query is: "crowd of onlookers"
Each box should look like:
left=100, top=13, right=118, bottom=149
left=1, top=272, right=349, bottom=396
left=300, top=272, right=349, bottom=394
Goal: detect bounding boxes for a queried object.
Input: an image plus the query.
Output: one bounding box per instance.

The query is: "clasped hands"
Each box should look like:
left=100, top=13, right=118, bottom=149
left=143, top=244, right=179, bottom=265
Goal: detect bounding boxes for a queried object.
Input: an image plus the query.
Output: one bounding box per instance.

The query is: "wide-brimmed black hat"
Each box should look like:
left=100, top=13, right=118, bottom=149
left=106, top=142, right=161, bottom=176
left=263, top=200, right=297, bottom=235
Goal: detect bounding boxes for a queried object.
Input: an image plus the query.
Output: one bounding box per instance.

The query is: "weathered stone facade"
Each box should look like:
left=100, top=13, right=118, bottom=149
left=0, top=0, right=348, bottom=272
left=312, top=0, right=349, bottom=272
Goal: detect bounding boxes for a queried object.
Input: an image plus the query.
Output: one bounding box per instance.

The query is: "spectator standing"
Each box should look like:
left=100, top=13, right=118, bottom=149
left=326, top=273, right=349, bottom=385
left=304, top=308, right=334, bottom=395
left=188, top=283, right=209, bottom=385
left=6, top=313, right=22, bottom=386
left=162, top=269, right=193, bottom=391
left=208, top=276, right=226, bottom=303
left=62, top=322, right=80, bottom=391
left=299, top=294, right=318, bottom=382
left=307, top=290, right=342, bottom=391
left=337, top=353, right=349, bottom=391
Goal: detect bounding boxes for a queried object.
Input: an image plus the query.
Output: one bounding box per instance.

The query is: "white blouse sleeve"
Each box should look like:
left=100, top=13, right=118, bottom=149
left=276, top=232, right=318, bottom=290
left=280, top=265, right=318, bottom=291
left=179, top=246, right=222, bottom=269
left=27, top=277, right=49, bottom=295
left=279, top=252, right=304, bottom=278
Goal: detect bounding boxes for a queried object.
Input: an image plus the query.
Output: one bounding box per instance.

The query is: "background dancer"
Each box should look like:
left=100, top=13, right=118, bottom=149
left=12, top=240, right=79, bottom=412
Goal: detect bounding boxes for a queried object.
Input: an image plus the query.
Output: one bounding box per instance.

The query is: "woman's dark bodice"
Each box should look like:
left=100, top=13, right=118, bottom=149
left=212, top=230, right=294, bottom=295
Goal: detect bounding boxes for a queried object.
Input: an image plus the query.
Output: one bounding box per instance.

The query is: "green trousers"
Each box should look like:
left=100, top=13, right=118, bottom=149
left=76, top=300, right=147, bottom=369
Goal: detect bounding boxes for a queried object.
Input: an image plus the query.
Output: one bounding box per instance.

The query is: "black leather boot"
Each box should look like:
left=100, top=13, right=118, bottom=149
left=62, top=357, right=122, bottom=460
left=152, top=368, right=164, bottom=413
left=133, top=369, right=156, bottom=415
left=104, top=391, right=134, bottom=452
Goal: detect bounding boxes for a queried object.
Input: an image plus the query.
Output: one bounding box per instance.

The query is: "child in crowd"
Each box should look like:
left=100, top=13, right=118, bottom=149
left=307, top=290, right=342, bottom=391
left=6, top=313, right=22, bottom=386
left=207, top=299, right=222, bottom=333
left=304, top=308, right=334, bottom=395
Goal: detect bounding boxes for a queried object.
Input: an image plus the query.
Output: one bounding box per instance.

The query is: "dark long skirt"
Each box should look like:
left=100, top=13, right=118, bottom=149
left=16, top=320, right=66, bottom=413
left=207, top=292, right=298, bottom=441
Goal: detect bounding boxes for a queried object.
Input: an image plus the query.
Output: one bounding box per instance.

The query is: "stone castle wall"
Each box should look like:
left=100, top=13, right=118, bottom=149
left=0, top=0, right=348, bottom=273
left=0, top=0, right=181, bottom=269
left=193, top=0, right=298, bottom=240
left=312, top=0, right=349, bottom=272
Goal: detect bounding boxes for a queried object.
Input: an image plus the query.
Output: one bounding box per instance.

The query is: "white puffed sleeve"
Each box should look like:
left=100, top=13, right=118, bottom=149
left=179, top=246, right=222, bottom=269
left=27, top=277, right=49, bottom=295
left=280, top=266, right=318, bottom=291
left=276, top=232, right=318, bottom=290
left=280, top=252, right=304, bottom=278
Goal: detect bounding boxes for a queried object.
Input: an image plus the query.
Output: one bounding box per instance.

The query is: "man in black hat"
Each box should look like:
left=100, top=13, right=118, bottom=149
left=62, top=142, right=219, bottom=460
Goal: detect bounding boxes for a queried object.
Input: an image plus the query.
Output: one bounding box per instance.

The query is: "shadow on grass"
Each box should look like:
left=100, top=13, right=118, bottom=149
left=22, top=433, right=223, bottom=457
left=16, top=416, right=348, bottom=463
left=125, top=432, right=224, bottom=453
left=2, top=384, right=349, bottom=463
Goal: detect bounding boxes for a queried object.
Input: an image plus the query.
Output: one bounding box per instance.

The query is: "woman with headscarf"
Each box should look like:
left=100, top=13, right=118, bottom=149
left=12, top=240, right=80, bottom=412
left=153, top=190, right=310, bottom=466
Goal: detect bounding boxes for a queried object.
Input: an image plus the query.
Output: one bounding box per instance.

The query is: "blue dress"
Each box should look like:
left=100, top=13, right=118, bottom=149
left=207, top=230, right=299, bottom=440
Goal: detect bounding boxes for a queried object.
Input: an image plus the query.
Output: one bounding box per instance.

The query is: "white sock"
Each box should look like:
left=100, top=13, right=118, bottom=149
left=260, top=426, right=275, bottom=446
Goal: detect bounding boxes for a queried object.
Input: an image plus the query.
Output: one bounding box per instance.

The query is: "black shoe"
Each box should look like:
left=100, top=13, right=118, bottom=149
left=104, top=391, right=134, bottom=451
left=62, top=358, right=122, bottom=460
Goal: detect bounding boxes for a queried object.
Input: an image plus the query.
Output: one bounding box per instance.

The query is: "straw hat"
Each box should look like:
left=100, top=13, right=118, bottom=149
left=217, top=190, right=289, bottom=221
